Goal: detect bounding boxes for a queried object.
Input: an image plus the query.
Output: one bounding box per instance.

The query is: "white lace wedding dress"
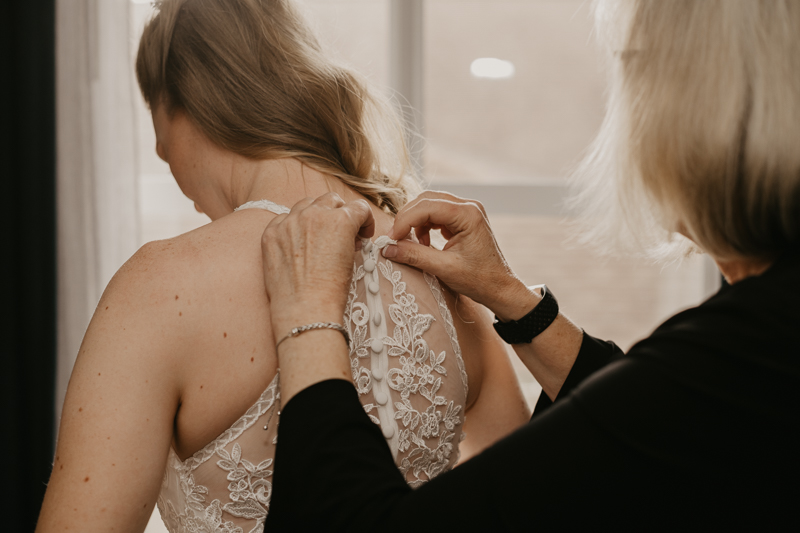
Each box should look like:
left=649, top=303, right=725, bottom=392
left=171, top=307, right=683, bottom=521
left=156, top=200, right=469, bottom=533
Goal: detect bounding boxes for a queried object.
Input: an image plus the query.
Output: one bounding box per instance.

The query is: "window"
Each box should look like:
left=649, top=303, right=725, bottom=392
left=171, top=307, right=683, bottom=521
left=418, top=0, right=717, bottom=397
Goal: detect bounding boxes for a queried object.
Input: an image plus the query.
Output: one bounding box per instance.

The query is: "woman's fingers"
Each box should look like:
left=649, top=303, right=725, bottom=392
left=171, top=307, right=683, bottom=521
left=390, top=198, right=482, bottom=241
left=289, top=196, right=316, bottom=212
left=405, top=189, right=481, bottom=208
left=413, top=223, right=433, bottom=247
left=391, top=192, right=466, bottom=239
left=396, top=191, right=488, bottom=230
left=382, top=240, right=453, bottom=277
left=383, top=193, right=526, bottom=313
left=341, top=199, right=376, bottom=240
left=266, top=212, right=288, bottom=229
left=309, top=191, right=345, bottom=209
left=261, top=195, right=378, bottom=329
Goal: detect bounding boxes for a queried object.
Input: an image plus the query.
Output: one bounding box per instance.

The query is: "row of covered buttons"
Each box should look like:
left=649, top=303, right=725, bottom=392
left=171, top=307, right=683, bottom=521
left=371, top=338, right=387, bottom=393
left=364, top=238, right=394, bottom=440
left=372, top=330, right=392, bottom=439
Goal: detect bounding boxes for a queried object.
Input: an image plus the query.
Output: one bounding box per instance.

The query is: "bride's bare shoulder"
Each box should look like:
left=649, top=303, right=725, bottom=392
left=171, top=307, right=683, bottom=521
left=118, top=213, right=267, bottom=291
left=103, top=215, right=270, bottom=351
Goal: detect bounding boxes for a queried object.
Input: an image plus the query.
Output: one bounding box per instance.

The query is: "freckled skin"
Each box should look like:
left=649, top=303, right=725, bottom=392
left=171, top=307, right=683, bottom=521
left=84, top=477, right=89, bottom=482
left=223, top=332, right=227, bottom=338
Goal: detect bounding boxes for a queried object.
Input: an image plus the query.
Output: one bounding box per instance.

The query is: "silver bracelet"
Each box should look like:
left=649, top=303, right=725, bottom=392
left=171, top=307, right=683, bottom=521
left=275, top=322, right=350, bottom=350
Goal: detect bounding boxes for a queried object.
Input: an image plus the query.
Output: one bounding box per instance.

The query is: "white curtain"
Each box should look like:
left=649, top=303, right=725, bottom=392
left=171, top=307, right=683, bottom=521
left=55, top=0, right=140, bottom=423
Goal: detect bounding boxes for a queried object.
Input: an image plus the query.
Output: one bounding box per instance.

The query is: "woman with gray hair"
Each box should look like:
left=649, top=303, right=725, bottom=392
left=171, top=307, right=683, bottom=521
left=259, top=0, right=800, bottom=529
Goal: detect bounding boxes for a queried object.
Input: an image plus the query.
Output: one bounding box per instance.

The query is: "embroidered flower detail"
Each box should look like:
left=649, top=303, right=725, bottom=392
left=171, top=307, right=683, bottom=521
left=216, top=443, right=272, bottom=523
left=346, top=256, right=465, bottom=486
left=157, top=378, right=278, bottom=533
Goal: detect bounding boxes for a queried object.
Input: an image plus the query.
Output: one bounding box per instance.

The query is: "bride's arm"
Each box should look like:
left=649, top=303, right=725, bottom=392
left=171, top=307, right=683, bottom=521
left=454, top=296, right=531, bottom=462
left=37, top=243, right=184, bottom=532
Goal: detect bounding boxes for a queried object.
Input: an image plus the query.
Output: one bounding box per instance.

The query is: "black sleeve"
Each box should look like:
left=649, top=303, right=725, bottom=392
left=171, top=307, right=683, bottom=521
left=265, top=334, right=701, bottom=531
left=265, top=323, right=790, bottom=531
left=533, top=331, right=623, bottom=416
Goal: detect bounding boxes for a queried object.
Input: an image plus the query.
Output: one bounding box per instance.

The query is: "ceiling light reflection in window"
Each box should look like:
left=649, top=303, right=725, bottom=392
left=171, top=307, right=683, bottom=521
left=470, top=57, right=515, bottom=79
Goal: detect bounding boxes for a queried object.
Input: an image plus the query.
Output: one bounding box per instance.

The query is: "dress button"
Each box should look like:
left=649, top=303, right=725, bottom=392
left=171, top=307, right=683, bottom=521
left=364, top=259, right=376, bottom=273
left=375, top=391, right=388, bottom=405
left=382, top=425, right=395, bottom=439
left=373, top=312, right=382, bottom=326
left=372, top=368, right=384, bottom=381
left=368, top=281, right=380, bottom=294
left=371, top=339, right=383, bottom=353
left=364, top=240, right=373, bottom=253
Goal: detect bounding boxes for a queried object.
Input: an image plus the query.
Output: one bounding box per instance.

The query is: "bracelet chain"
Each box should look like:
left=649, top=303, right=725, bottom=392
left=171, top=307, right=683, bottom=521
left=276, top=322, right=350, bottom=350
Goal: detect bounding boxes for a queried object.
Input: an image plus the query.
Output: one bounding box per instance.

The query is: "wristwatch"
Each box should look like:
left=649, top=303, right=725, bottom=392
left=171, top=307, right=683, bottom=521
left=493, top=284, right=559, bottom=344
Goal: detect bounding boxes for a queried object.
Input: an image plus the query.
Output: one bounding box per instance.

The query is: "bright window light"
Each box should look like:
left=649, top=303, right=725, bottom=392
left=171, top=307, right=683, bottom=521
left=470, top=58, right=515, bottom=79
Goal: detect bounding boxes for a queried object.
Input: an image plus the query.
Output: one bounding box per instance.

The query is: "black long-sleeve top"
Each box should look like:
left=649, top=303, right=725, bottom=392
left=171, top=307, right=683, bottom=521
left=265, top=249, right=800, bottom=531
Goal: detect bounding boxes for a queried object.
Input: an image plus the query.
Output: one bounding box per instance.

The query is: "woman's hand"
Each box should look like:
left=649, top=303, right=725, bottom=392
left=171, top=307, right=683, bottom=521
left=261, top=192, right=375, bottom=402
left=261, top=192, right=375, bottom=336
left=385, top=191, right=583, bottom=400
left=384, top=191, right=538, bottom=321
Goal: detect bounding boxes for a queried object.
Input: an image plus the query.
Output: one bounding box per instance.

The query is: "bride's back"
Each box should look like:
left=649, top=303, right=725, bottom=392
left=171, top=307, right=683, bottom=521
left=154, top=200, right=474, bottom=531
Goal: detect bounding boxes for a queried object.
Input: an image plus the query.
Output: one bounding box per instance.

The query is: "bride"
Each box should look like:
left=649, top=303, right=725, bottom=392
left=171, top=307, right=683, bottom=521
left=36, top=0, right=529, bottom=531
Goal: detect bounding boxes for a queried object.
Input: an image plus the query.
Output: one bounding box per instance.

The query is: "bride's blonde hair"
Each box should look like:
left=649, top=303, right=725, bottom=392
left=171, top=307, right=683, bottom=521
left=572, top=0, right=800, bottom=261
left=136, top=0, right=419, bottom=214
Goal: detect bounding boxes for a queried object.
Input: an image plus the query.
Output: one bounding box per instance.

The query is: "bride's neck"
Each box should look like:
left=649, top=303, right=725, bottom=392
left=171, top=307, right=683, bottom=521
left=198, top=157, right=360, bottom=220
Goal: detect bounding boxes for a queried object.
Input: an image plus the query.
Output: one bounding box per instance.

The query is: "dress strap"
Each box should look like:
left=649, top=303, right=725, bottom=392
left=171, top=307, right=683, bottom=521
left=235, top=199, right=291, bottom=215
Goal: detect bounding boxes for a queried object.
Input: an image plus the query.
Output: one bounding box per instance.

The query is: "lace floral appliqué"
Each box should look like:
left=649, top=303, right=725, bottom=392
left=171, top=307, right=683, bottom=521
left=216, top=443, right=272, bottom=531
left=156, top=377, right=279, bottom=533
left=344, top=253, right=464, bottom=488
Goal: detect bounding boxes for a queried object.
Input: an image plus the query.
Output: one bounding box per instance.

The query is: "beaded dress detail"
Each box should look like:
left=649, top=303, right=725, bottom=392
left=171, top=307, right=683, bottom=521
left=156, top=200, right=468, bottom=532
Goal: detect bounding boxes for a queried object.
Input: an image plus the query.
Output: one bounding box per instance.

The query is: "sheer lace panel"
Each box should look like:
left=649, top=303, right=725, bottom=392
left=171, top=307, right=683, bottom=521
left=156, top=201, right=469, bottom=532
left=345, top=236, right=467, bottom=487
left=158, top=375, right=279, bottom=533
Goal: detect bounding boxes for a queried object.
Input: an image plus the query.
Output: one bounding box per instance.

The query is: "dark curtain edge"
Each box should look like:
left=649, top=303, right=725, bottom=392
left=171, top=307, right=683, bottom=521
left=0, top=0, right=58, bottom=530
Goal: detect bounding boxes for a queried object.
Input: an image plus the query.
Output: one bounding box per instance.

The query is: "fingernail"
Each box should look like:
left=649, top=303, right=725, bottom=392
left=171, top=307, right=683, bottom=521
left=387, top=227, right=396, bottom=240
left=382, top=245, right=397, bottom=258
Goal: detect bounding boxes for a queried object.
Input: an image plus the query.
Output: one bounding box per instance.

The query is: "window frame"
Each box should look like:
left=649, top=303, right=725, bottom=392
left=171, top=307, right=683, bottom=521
left=389, top=0, right=721, bottom=298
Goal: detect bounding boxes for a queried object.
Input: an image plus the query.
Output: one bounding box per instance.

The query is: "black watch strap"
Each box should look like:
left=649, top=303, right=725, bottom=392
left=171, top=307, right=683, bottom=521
left=493, top=285, right=559, bottom=344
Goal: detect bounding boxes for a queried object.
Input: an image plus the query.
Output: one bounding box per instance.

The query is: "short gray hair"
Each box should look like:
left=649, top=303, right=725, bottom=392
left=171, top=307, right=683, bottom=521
left=571, top=0, right=800, bottom=261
